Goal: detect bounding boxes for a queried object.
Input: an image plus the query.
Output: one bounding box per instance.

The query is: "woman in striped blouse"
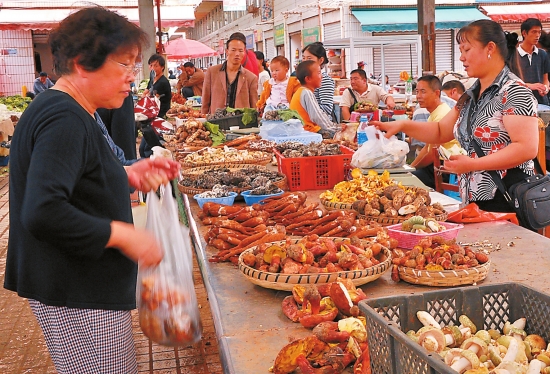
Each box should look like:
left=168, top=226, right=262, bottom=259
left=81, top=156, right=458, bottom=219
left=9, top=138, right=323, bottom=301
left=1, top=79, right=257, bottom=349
left=302, top=42, right=335, bottom=117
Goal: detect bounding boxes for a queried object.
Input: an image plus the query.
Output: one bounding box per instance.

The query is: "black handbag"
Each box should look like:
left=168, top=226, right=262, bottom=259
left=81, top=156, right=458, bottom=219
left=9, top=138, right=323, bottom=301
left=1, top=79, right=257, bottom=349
left=471, top=140, right=550, bottom=230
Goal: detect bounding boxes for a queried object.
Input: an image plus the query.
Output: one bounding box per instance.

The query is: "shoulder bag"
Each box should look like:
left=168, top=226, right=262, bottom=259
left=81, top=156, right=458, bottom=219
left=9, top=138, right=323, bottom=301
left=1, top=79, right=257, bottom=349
left=470, top=135, right=550, bottom=230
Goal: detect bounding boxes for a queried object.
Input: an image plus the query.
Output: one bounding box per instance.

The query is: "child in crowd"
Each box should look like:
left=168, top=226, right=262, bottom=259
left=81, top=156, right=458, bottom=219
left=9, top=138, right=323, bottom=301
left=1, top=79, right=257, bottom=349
left=256, top=56, right=300, bottom=116
left=290, top=60, right=340, bottom=136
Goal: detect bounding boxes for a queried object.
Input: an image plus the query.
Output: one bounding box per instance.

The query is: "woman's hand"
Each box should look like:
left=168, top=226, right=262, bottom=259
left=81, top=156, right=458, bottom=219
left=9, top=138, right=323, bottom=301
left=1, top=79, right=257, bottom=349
left=127, top=157, right=180, bottom=192
left=442, top=154, right=475, bottom=175
left=109, top=222, right=163, bottom=267
left=370, top=120, right=406, bottom=138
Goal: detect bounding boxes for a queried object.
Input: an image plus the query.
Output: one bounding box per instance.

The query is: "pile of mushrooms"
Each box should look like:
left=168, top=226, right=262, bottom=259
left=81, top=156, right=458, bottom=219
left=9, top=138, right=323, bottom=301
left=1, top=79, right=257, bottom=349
left=406, top=311, right=550, bottom=373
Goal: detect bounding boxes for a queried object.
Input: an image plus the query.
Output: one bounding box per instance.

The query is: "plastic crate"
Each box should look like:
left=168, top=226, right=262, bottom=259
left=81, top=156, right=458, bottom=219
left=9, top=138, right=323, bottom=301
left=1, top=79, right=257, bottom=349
left=274, top=145, right=354, bottom=191
left=207, top=114, right=258, bottom=130
left=360, top=283, right=550, bottom=374
left=263, top=132, right=323, bottom=144
left=386, top=222, right=463, bottom=250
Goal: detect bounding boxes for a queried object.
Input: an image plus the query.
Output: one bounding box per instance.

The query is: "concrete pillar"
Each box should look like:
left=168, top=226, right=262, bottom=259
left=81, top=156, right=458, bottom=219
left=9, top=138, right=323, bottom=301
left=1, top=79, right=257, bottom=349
left=138, top=0, right=156, bottom=77
left=418, top=0, right=436, bottom=75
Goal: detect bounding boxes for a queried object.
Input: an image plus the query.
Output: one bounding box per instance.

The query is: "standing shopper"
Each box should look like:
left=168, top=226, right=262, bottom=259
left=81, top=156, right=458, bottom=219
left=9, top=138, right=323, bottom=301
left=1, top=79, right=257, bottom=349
left=374, top=19, right=538, bottom=217
left=142, top=54, right=172, bottom=118
left=3, top=7, right=181, bottom=374
left=201, top=32, right=258, bottom=115
left=302, top=42, right=335, bottom=117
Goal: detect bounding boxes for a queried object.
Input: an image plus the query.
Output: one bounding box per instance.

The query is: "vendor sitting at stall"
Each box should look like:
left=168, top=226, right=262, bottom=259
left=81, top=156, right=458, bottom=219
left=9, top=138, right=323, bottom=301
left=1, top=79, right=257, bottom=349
left=179, top=62, right=204, bottom=98
left=339, top=69, right=396, bottom=121
left=410, top=75, right=461, bottom=188
left=290, top=60, right=340, bottom=137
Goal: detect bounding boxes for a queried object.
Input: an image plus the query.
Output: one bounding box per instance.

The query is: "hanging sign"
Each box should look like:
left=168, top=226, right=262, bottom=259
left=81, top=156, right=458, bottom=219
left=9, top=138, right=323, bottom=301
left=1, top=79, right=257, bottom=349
left=223, top=0, right=246, bottom=12
left=254, top=29, right=263, bottom=42
left=261, top=0, right=273, bottom=22
left=274, top=24, right=285, bottom=46
left=246, top=34, right=255, bottom=49
left=218, top=39, right=225, bottom=54
left=302, top=27, right=320, bottom=47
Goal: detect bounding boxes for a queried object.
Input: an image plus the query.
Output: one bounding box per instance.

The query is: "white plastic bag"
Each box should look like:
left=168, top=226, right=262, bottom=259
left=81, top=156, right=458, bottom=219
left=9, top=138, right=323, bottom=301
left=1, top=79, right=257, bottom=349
left=259, top=119, right=304, bottom=138
left=137, top=183, right=202, bottom=346
left=351, top=127, right=409, bottom=169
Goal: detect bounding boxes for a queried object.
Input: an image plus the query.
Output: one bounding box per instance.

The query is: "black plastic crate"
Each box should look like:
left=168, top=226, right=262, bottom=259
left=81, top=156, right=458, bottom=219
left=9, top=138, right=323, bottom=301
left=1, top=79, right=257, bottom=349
left=207, top=113, right=258, bottom=130
left=359, top=283, right=550, bottom=374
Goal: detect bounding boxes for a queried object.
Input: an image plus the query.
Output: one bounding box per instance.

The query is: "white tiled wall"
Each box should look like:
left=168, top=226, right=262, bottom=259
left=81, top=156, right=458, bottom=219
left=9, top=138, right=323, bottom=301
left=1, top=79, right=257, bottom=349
left=0, top=30, right=35, bottom=97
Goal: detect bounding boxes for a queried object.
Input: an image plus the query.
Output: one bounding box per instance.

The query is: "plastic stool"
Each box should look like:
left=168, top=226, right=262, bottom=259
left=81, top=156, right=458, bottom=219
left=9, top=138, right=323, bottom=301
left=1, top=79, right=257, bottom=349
left=443, top=174, right=461, bottom=200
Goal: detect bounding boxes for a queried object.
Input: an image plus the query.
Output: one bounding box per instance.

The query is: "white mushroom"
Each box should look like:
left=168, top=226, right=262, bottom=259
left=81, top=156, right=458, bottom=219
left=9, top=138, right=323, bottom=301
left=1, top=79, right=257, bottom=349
left=450, top=349, right=480, bottom=373
left=451, top=337, right=488, bottom=373
left=526, top=359, right=545, bottom=374
left=417, top=311, right=441, bottom=329
left=418, top=328, right=446, bottom=353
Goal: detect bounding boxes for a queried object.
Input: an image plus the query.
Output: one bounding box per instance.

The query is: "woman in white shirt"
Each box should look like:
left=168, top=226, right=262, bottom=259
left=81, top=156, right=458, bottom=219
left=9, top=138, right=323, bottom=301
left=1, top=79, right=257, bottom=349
left=255, top=51, right=271, bottom=96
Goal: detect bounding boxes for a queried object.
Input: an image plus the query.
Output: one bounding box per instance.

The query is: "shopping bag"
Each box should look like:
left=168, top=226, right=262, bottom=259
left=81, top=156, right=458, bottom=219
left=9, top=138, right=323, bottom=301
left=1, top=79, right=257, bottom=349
left=446, top=203, right=519, bottom=225
left=137, top=183, right=202, bottom=346
left=134, top=95, right=160, bottom=120
left=351, top=127, right=409, bottom=169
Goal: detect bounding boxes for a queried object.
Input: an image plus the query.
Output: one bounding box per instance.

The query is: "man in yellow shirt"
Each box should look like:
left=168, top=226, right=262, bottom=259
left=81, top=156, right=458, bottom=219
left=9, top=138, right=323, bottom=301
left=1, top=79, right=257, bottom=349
left=411, top=75, right=460, bottom=188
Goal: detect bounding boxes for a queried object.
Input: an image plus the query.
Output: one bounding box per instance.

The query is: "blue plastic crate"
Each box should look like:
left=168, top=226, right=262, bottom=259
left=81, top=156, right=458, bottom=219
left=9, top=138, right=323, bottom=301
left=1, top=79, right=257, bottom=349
left=264, top=132, right=322, bottom=144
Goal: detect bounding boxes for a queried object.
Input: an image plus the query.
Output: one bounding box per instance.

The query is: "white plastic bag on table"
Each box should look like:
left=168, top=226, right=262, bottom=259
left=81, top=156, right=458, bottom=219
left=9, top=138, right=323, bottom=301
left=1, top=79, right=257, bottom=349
left=260, top=119, right=304, bottom=138
left=351, top=127, right=409, bottom=169
left=137, top=183, right=202, bottom=346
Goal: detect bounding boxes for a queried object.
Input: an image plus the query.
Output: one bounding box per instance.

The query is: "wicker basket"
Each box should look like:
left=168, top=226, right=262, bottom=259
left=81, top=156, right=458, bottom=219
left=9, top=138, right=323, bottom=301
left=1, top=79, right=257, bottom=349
left=238, top=239, right=392, bottom=291
left=180, top=151, right=272, bottom=168
left=178, top=175, right=287, bottom=196
left=181, top=164, right=269, bottom=179
left=398, top=260, right=491, bottom=287
left=361, top=211, right=448, bottom=226
left=321, top=198, right=354, bottom=211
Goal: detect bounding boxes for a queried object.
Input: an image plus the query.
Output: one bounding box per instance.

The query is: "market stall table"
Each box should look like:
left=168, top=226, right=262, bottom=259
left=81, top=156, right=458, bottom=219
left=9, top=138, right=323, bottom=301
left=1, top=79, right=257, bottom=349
left=185, top=190, right=545, bottom=373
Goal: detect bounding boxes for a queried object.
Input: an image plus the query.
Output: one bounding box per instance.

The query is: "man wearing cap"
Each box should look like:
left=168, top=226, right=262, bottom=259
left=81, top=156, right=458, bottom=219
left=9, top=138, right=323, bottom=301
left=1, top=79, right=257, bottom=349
left=178, top=62, right=204, bottom=98
left=201, top=32, right=258, bottom=114
left=33, top=72, right=54, bottom=95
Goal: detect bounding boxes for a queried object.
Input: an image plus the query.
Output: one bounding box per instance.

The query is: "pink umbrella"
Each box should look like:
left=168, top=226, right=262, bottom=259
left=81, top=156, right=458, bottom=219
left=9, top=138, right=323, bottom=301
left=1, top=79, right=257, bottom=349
left=165, top=38, right=218, bottom=60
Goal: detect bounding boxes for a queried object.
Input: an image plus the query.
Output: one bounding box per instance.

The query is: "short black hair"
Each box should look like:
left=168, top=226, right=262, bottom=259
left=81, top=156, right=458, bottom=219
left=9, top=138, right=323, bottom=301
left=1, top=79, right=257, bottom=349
left=521, top=18, right=542, bottom=36
left=301, top=42, right=328, bottom=67
left=183, top=62, right=194, bottom=68
left=296, top=60, right=316, bottom=85
left=39, top=72, right=48, bottom=77
left=350, top=69, right=367, bottom=79
left=148, top=54, right=166, bottom=69
left=442, top=80, right=465, bottom=94
left=227, top=32, right=246, bottom=48
left=417, top=75, right=442, bottom=92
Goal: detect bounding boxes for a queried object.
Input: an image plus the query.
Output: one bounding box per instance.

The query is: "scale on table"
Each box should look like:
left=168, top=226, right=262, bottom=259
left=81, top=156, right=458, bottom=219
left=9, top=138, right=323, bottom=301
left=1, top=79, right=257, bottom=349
left=360, top=164, right=415, bottom=175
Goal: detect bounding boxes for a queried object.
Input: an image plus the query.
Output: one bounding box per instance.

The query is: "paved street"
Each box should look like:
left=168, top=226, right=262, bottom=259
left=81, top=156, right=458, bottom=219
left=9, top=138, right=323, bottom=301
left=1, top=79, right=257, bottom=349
left=0, top=170, right=222, bottom=373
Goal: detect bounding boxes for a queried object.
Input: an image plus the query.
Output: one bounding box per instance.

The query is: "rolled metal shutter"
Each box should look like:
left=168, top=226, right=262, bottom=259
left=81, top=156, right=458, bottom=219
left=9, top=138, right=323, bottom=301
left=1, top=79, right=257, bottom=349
left=323, top=22, right=341, bottom=42
left=265, top=38, right=275, bottom=60
left=435, top=29, right=452, bottom=73
left=373, top=32, right=419, bottom=85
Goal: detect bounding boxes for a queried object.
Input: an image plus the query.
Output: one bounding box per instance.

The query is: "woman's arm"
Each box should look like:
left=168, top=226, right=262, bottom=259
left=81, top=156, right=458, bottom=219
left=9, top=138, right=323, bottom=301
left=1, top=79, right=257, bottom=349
left=374, top=108, right=458, bottom=144
left=316, top=74, right=335, bottom=115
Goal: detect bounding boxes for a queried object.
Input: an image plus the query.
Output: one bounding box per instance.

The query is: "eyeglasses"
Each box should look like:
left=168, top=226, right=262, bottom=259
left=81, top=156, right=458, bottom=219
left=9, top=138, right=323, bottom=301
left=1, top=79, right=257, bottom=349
left=108, top=58, right=142, bottom=76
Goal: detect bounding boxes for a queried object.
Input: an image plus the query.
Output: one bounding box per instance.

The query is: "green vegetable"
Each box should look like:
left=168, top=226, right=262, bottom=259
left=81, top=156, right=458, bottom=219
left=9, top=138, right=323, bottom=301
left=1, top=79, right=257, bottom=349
left=226, top=107, right=257, bottom=126
left=204, top=121, right=225, bottom=146
left=277, top=109, right=303, bottom=123
left=0, top=95, right=32, bottom=112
